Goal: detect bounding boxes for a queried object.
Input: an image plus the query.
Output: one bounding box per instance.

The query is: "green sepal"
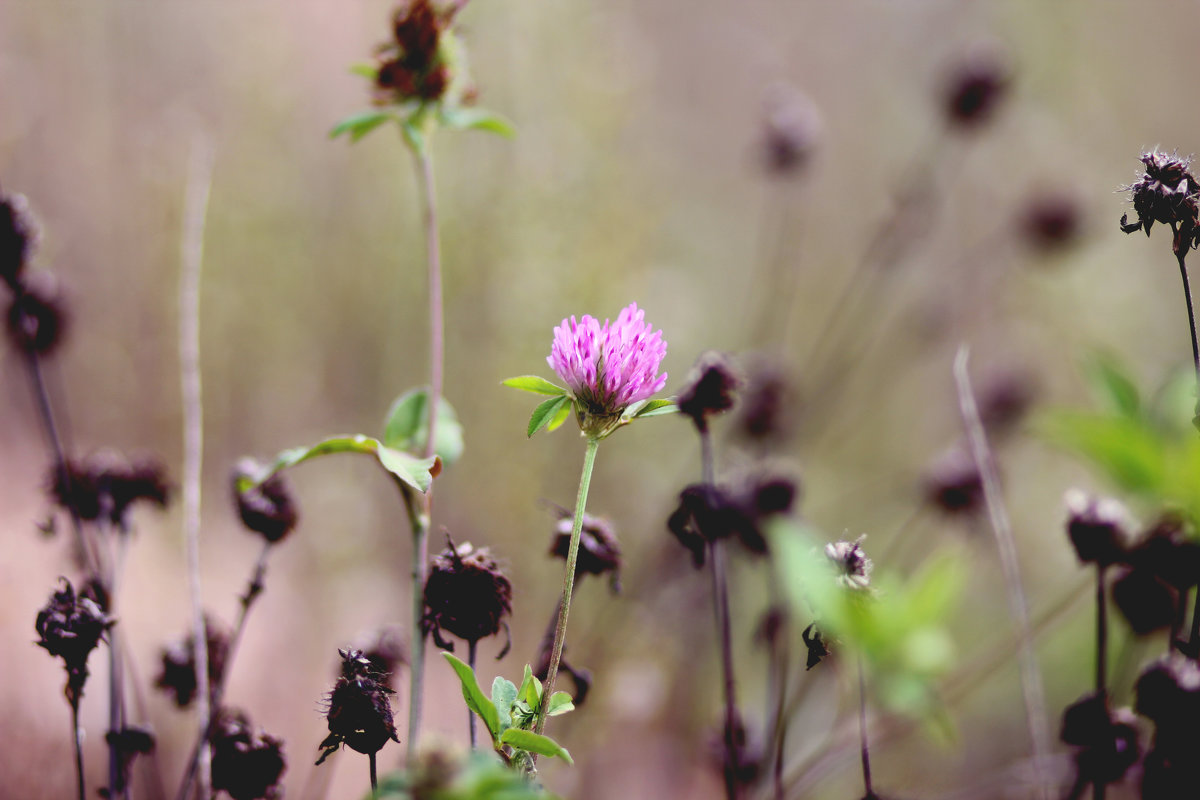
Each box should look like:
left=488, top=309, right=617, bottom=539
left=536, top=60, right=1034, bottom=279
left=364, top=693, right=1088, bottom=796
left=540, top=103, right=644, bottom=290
left=499, top=729, right=574, bottom=765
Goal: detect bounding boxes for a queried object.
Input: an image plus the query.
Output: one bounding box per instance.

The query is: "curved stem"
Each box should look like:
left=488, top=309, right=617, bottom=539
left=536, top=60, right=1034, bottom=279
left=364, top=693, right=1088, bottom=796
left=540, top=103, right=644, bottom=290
left=535, top=437, right=600, bottom=736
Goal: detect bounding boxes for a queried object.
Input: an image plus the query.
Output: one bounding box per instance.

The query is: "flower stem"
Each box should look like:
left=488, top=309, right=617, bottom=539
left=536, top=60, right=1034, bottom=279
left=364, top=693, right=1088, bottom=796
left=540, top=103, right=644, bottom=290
left=1174, top=246, right=1200, bottom=390
left=858, top=657, right=873, bottom=800
left=403, top=484, right=430, bottom=765
left=467, top=639, right=478, bottom=749
left=71, top=700, right=86, bottom=800
left=1095, top=565, right=1107, bottom=697
left=369, top=751, right=378, bottom=796
left=535, top=436, right=600, bottom=736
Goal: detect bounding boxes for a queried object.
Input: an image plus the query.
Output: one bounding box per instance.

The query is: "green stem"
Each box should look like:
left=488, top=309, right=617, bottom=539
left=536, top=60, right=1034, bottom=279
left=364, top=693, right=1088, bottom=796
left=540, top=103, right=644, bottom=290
left=467, top=639, right=478, bottom=749
left=403, top=486, right=430, bottom=765
left=535, top=437, right=601, bottom=736
left=415, top=145, right=443, bottom=464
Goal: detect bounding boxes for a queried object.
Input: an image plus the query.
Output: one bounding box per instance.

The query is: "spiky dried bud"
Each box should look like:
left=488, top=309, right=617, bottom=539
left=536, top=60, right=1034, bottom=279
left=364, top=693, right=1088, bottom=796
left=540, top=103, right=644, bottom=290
left=373, top=0, right=455, bottom=105
left=105, top=726, right=156, bottom=798
left=736, top=364, right=793, bottom=445
left=1020, top=191, right=1083, bottom=254
left=355, top=624, right=408, bottom=692
left=549, top=509, right=622, bottom=593
left=316, top=649, right=399, bottom=764
left=0, top=190, right=37, bottom=289
left=47, top=454, right=170, bottom=530
left=825, top=536, right=872, bottom=590
left=6, top=272, right=66, bottom=355
left=423, top=537, right=513, bottom=648
left=1112, top=567, right=1177, bottom=636
left=1064, top=489, right=1131, bottom=566
left=35, top=578, right=113, bottom=706
left=1121, top=150, right=1200, bottom=254
left=941, top=42, right=1011, bottom=129
left=760, top=84, right=821, bottom=177
left=211, top=710, right=286, bottom=800
left=922, top=447, right=983, bottom=516
left=155, top=616, right=229, bottom=708
left=232, top=459, right=298, bottom=544
left=677, top=352, right=740, bottom=433
left=1060, top=694, right=1140, bottom=787
left=1127, top=514, right=1200, bottom=591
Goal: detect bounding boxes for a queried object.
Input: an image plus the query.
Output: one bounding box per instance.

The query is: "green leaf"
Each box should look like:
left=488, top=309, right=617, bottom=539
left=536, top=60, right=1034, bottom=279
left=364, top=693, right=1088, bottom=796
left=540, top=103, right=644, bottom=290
left=634, top=398, right=678, bottom=418
left=1085, top=353, right=1141, bottom=419
left=491, top=677, right=518, bottom=733
left=349, top=63, right=379, bottom=80
left=517, top=664, right=541, bottom=707
left=330, top=109, right=395, bottom=142
left=546, top=400, right=572, bottom=432
left=256, top=435, right=436, bottom=493
left=499, top=729, right=574, bottom=765
left=527, top=395, right=572, bottom=438
left=1039, top=411, right=1167, bottom=496
left=383, top=388, right=464, bottom=467
left=439, top=106, right=517, bottom=138
left=502, top=375, right=567, bottom=396
left=443, top=653, right=502, bottom=741
left=546, top=691, right=574, bottom=717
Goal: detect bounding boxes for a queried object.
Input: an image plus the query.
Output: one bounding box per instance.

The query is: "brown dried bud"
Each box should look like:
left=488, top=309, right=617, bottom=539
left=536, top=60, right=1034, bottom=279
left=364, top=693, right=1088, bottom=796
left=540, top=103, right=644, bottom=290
left=211, top=709, right=286, bottom=800
left=48, top=453, right=170, bottom=530
left=1020, top=191, right=1083, bottom=254
left=232, top=459, right=298, bottom=544
left=677, top=351, right=740, bottom=432
left=548, top=508, right=622, bottom=593
left=922, top=447, right=983, bottom=516
left=736, top=364, right=794, bottom=445
left=35, top=578, right=113, bottom=706
left=1121, top=150, right=1200, bottom=253
left=760, top=84, right=821, bottom=177
left=941, top=42, right=1011, bottom=129
left=1112, top=567, right=1177, bottom=636
left=6, top=272, right=66, bottom=355
left=1128, top=513, right=1200, bottom=591
left=155, top=616, right=229, bottom=708
left=423, top=536, right=513, bottom=648
left=0, top=189, right=37, bottom=289
left=1064, top=489, right=1130, bottom=566
left=316, top=649, right=399, bottom=764
left=355, top=624, right=408, bottom=692
left=106, top=726, right=156, bottom=798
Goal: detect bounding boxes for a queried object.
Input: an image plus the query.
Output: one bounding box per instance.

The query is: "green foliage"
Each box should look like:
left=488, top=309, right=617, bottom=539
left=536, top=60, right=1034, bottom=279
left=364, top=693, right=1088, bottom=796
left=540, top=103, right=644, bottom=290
left=438, top=107, right=516, bottom=138
left=770, top=520, right=963, bottom=721
left=376, top=751, right=560, bottom=799
left=238, top=434, right=437, bottom=495
left=441, top=654, right=574, bottom=766
left=627, top=398, right=678, bottom=418
left=501, top=376, right=567, bottom=396
left=383, top=387, right=465, bottom=467
left=329, top=110, right=397, bottom=143
left=525, top=395, right=571, bottom=438
left=1040, top=357, right=1200, bottom=521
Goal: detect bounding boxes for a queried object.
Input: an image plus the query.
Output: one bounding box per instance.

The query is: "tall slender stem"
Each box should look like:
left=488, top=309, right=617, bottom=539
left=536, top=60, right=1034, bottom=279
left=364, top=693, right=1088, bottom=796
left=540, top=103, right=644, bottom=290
left=954, top=346, right=1051, bottom=800
left=71, top=700, right=86, bottom=800
left=1095, top=565, right=1107, bottom=698
left=535, top=437, right=600, bottom=736
left=858, top=657, right=873, bottom=800
left=467, top=639, right=478, bottom=749
left=416, top=148, right=443, bottom=463
left=1175, top=247, right=1200, bottom=387
left=403, top=487, right=429, bottom=765
left=369, top=752, right=378, bottom=796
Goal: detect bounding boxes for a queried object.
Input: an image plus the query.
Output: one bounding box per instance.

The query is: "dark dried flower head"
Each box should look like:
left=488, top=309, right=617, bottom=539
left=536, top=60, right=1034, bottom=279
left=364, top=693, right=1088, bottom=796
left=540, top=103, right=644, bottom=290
left=211, top=709, right=286, bottom=800
left=423, top=536, right=513, bottom=648
left=1064, top=489, right=1131, bottom=566
left=922, top=447, right=983, bottom=516
left=667, top=474, right=796, bottom=566
left=6, top=272, right=66, bottom=355
left=232, top=459, right=298, bottom=544
left=977, top=367, right=1038, bottom=437
left=1112, top=566, right=1177, bottom=636
left=354, top=624, right=408, bottom=692
left=736, top=364, right=793, bottom=445
left=1142, top=744, right=1200, bottom=800
left=1060, top=695, right=1140, bottom=787
left=35, top=578, right=113, bottom=706
left=941, top=41, right=1011, bottom=129
left=1121, top=150, right=1200, bottom=253
left=1128, top=513, right=1200, bottom=591
left=549, top=507, right=622, bottom=593
left=155, top=616, right=229, bottom=708
left=47, top=453, right=170, bottom=530
left=760, top=83, right=821, bottom=177
left=0, top=189, right=37, bottom=289
left=105, top=726, right=156, bottom=797
left=316, top=649, right=399, bottom=764
left=667, top=484, right=734, bottom=568
left=825, top=536, right=872, bottom=590
left=1020, top=191, right=1083, bottom=254
left=677, top=351, right=741, bottom=432
left=373, top=0, right=455, bottom=105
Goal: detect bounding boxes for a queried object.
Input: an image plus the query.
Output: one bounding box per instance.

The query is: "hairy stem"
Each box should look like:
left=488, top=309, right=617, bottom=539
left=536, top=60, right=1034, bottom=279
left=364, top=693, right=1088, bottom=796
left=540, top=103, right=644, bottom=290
left=535, top=437, right=600, bottom=736
left=179, top=140, right=214, bottom=800
left=954, top=346, right=1051, bottom=800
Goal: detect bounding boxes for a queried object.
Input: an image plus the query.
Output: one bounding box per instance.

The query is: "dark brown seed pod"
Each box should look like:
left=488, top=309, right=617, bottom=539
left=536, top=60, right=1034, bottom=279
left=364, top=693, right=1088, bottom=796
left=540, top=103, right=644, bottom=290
left=1121, top=150, right=1200, bottom=253
left=35, top=577, right=114, bottom=706
left=232, top=459, right=298, bottom=544
left=316, top=649, right=399, bottom=765
left=6, top=272, right=67, bottom=355
left=548, top=508, right=622, bottom=593
left=0, top=189, right=37, bottom=289
left=211, top=709, right=286, bottom=800
left=677, top=351, right=741, bottom=433
left=154, top=616, right=229, bottom=708
left=422, top=536, right=513, bottom=650
left=941, top=41, right=1011, bottom=130
left=1064, top=489, right=1131, bottom=567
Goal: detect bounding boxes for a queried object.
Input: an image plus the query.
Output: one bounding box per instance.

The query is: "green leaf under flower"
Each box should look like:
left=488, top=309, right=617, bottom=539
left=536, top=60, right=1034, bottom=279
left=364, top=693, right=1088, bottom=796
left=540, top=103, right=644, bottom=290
left=329, top=109, right=397, bottom=143
left=443, top=653, right=502, bottom=741
left=502, top=375, right=568, bottom=396
left=527, top=395, right=572, bottom=438
left=438, top=106, right=516, bottom=138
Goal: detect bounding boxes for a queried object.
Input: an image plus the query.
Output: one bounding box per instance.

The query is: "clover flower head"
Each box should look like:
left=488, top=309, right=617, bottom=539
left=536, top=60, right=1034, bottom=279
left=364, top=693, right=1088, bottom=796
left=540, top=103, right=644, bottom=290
left=548, top=302, right=667, bottom=420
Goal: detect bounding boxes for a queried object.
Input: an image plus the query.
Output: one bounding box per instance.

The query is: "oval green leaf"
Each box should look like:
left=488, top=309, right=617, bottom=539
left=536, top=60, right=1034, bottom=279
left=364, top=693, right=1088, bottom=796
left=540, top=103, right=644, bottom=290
left=502, top=375, right=567, bottom=396
left=383, top=387, right=464, bottom=467
left=330, top=110, right=395, bottom=142
left=439, top=106, right=517, bottom=138
left=546, top=691, right=574, bottom=717
left=443, top=653, right=502, bottom=741
left=527, top=395, right=571, bottom=438
left=499, top=729, right=574, bottom=765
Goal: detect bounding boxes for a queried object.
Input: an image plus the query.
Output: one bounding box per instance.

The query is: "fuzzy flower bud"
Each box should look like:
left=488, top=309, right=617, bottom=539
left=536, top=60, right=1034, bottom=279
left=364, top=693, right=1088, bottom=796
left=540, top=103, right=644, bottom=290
left=423, top=537, right=513, bottom=650
left=677, top=351, right=740, bottom=433
left=35, top=578, right=113, bottom=706
left=760, top=84, right=821, bottom=177
left=1064, top=489, right=1131, bottom=566
left=548, top=302, right=668, bottom=439
left=211, top=709, right=286, bottom=800
left=316, top=649, right=399, bottom=765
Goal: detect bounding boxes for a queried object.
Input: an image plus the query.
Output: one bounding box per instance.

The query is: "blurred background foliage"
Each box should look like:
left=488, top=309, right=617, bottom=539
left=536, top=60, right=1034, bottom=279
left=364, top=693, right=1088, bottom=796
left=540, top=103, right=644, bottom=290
left=3, top=1, right=1200, bottom=798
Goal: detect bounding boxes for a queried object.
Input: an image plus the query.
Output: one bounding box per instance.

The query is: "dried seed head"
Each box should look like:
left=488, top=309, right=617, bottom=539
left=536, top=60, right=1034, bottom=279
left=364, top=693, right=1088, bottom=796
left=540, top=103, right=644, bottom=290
left=736, top=363, right=794, bottom=445
left=316, top=649, right=399, bottom=764
left=0, top=190, right=37, bottom=289
left=922, top=447, right=983, bottom=516
left=825, top=536, right=872, bottom=590
left=1059, top=695, right=1140, bottom=787
left=1127, top=513, right=1200, bottom=591
left=373, top=0, right=453, bottom=105
left=211, top=709, right=286, bottom=800
left=47, top=453, right=170, bottom=530
left=1019, top=191, right=1083, bottom=254
left=666, top=484, right=734, bottom=568
left=1112, top=567, right=1177, bottom=636
left=232, top=459, right=298, bottom=544
left=35, top=578, right=114, bottom=706
left=354, top=624, right=408, bottom=692
left=667, top=474, right=797, bottom=566
left=677, top=351, right=741, bottom=432
left=1136, top=655, right=1200, bottom=734
left=155, top=616, right=229, bottom=708
left=760, top=84, right=821, bottom=177
left=106, top=726, right=156, bottom=797
left=423, top=536, right=513, bottom=647
left=1064, top=489, right=1131, bottom=566
left=977, top=367, right=1038, bottom=437
left=548, top=508, right=622, bottom=593
left=941, top=41, right=1011, bottom=130
left=6, top=272, right=66, bottom=355
left=1121, top=150, right=1200, bottom=253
